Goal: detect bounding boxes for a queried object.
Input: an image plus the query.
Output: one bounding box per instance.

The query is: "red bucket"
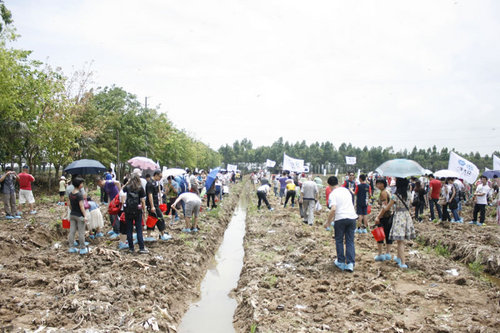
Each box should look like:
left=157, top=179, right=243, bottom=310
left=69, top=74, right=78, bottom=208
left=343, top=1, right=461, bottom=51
left=159, top=203, right=167, bottom=213
left=371, top=227, right=385, bottom=242
left=367, top=205, right=372, bottom=214
left=146, top=215, right=158, bottom=228
left=62, top=219, right=70, bottom=229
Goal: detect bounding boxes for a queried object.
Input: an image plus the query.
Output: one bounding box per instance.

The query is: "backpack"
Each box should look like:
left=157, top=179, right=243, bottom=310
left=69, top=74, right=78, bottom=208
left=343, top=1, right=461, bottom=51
left=411, top=191, right=420, bottom=207
left=124, top=190, right=141, bottom=213
left=108, top=194, right=122, bottom=215
left=176, top=175, right=189, bottom=194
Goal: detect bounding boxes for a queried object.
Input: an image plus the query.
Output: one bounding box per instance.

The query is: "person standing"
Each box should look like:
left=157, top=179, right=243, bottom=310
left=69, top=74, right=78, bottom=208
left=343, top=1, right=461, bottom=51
left=470, top=175, right=490, bottom=226
left=58, top=176, right=67, bottom=205
left=300, top=176, right=319, bottom=225
left=283, top=180, right=296, bottom=208
left=145, top=171, right=171, bottom=241
left=428, top=174, right=442, bottom=221
left=122, top=174, right=148, bottom=254
left=0, top=166, right=20, bottom=219
left=384, top=178, right=416, bottom=269
left=355, top=174, right=371, bottom=233
left=278, top=172, right=288, bottom=204
left=324, top=176, right=358, bottom=272
left=67, top=177, right=89, bottom=255
left=412, top=180, right=426, bottom=222
left=342, top=172, right=356, bottom=204
left=373, top=179, right=394, bottom=261
left=17, top=165, right=36, bottom=215
left=206, top=180, right=217, bottom=210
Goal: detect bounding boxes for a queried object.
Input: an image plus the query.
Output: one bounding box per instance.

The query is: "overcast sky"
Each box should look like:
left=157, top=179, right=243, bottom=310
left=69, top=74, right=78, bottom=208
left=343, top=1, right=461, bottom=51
left=7, top=0, right=500, bottom=155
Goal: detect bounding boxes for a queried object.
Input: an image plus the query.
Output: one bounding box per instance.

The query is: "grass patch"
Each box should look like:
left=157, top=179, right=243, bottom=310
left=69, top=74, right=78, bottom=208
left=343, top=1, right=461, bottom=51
left=434, top=241, right=450, bottom=257
left=468, top=260, right=484, bottom=277
left=257, top=251, right=276, bottom=262
left=263, top=274, right=278, bottom=288
left=250, top=323, right=258, bottom=333
left=207, top=206, right=220, bottom=218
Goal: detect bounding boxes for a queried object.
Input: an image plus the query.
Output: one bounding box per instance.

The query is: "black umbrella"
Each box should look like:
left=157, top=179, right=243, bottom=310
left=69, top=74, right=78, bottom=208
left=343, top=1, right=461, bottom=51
left=64, top=159, right=107, bottom=175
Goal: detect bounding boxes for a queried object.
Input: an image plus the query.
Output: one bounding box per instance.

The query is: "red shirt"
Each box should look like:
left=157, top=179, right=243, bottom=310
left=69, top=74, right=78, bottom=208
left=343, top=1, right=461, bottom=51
left=429, top=179, right=442, bottom=199
left=18, top=173, right=35, bottom=190
left=325, top=186, right=332, bottom=207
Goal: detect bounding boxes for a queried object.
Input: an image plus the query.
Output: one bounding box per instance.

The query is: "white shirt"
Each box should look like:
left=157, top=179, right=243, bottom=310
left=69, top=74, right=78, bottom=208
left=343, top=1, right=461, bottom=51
left=257, top=184, right=270, bottom=194
left=476, top=184, right=490, bottom=205
left=328, top=187, right=358, bottom=221
left=176, top=192, right=202, bottom=205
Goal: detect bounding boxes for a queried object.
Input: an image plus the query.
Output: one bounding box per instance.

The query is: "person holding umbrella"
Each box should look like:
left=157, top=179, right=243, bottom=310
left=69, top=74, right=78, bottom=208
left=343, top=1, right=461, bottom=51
left=376, top=178, right=415, bottom=269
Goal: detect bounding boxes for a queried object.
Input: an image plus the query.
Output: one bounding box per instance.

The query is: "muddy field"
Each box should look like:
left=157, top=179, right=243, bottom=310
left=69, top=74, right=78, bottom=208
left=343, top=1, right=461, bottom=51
left=233, top=190, right=500, bottom=332
left=0, top=182, right=244, bottom=332
left=0, top=181, right=499, bottom=332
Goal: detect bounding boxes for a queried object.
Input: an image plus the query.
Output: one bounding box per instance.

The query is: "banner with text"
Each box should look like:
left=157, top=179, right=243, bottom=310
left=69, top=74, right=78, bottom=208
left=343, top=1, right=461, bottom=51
left=448, top=151, right=479, bottom=184
left=345, top=156, right=357, bottom=165
left=283, top=154, right=304, bottom=172
left=494, top=155, right=500, bottom=170
left=227, top=164, right=238, bottom=172
left=266, top=159, right=276, bottom=168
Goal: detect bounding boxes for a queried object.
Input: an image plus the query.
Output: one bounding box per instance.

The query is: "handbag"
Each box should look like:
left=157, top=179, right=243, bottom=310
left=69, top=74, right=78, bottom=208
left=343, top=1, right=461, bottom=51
left=83, top=199, right=91, bottom=210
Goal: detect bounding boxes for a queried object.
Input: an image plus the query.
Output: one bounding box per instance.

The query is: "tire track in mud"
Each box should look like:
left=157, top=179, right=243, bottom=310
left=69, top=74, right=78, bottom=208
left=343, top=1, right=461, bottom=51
left=233, top=191, right=500, bottom=332
left=0, top=182, right=244, bottom=332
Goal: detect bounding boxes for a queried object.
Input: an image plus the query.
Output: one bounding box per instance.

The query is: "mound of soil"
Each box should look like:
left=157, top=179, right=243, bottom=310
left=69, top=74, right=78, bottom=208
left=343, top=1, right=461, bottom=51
left=0, top=183, right=243, bottom=332
left=233, top=192, right=500, bottom=332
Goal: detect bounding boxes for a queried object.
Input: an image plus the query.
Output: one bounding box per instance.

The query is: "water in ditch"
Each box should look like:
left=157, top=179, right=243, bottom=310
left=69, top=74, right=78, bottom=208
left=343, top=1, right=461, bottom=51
left=178, top=200, right=247, bottom=333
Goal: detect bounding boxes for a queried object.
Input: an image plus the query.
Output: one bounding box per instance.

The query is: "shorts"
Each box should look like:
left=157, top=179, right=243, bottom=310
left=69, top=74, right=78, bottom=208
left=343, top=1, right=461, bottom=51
left=279, top=188, right=286, bottom=197
left=59, top=191, right=65, bottom=197
left=185, top=201, right=201, bottom=218
left=19, top=190, right=35, bottom=204
left=356, top=205, right=367, bottom=215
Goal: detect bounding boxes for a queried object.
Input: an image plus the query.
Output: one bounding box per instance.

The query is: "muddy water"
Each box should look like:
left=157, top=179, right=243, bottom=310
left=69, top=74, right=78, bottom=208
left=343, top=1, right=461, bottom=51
left=178, top=200, right=247, bottom=333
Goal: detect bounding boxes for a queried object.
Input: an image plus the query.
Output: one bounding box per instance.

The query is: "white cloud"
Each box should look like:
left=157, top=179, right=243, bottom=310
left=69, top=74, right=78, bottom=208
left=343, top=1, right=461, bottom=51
left=8, top=0, right=500, bottom=154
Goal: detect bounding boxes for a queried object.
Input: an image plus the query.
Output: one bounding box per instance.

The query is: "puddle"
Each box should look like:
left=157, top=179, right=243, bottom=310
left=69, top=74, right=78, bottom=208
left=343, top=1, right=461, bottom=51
left=178, top=200, right=247, bottom=333
left=481, top=272, right=500, bottom=288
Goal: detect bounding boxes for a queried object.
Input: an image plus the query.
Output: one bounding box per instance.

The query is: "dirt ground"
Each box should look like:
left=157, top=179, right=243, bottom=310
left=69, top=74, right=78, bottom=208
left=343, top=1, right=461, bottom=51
left=233, top=189, right=500, bottom=332
left=0, top=182, right=243, bottom=332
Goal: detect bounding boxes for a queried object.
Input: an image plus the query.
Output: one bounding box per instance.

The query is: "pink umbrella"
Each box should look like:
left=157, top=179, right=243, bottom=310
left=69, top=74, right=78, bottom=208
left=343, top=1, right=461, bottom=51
left=128, top=156, right=159, bottom=170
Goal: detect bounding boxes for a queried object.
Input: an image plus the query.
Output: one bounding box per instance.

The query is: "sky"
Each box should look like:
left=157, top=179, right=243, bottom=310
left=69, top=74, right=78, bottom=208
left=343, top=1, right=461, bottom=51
left=7, top=0, right=500, bottom=155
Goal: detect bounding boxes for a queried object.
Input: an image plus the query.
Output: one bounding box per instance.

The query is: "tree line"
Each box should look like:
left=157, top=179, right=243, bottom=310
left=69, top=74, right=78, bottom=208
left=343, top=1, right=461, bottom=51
left=219, top=138, right=499, bottom=174
left=0, top=6, right=220, bottom=185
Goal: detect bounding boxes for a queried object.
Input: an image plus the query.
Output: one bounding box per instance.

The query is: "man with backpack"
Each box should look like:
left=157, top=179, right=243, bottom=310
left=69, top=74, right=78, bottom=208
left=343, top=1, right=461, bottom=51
left=145, top=171, right=171, bottom=241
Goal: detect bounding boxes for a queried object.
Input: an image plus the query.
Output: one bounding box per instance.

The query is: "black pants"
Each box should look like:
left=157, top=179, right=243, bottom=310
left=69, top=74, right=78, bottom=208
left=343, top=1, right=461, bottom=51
left=125, top=210, right=145, bottom=251
left=147, top=206, right=166, bottom=232
left=284, top=190, right=296, bottom=207
left=414, top=201, right=424, bottom=221
left=207, top=193, right=217, bottom=208
left=442, top=203, right=450, bottom=221
left=429, top=198, right=442, bottom=220
left=376, top=215, right=393, bottom=245
left=257, top=191, right=271, bottom=209
left=100, top=188, right=108, bottom=204
left=473, top=204, right=486, bottom=223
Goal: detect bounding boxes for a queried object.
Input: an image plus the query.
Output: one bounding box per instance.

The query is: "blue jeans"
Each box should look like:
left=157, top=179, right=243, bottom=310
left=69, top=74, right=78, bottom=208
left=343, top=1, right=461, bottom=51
left=125, top=210, right=145, bottom=251
left=429, top=198, right=442, bottom=220
left=334, top=218, right=356, bottom=265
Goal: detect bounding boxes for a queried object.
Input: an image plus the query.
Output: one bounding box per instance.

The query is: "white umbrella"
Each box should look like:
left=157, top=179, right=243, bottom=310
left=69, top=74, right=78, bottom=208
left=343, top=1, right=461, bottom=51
left=434, top=169, right=460, bottom=178
left=423, top=169, right=433, bottom=175
left=375, top=159, right=425, bottom=178
left=163, top=168, right=186, bottom=178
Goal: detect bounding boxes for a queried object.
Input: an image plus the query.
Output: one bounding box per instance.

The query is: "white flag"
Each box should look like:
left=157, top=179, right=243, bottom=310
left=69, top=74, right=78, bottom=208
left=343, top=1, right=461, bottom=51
left=265, top=159, right=276, bottom=168
left=345, top=156, right=357, bottom=165
left=494, top=155, right=500, bottom=170
left=110, top=163, right=116, bottom=179
left=448, top=151, right=479, bottom=184
left=335, top=169, right=338, bottom=177
left=283, top=154, right=304, bottom=172
left=227, top=164, right=238, bottom=172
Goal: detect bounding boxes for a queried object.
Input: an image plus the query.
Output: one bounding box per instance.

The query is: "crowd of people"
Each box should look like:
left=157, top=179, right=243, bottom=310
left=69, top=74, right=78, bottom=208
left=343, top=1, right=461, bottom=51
left=249, top=169, right=500, bottom=272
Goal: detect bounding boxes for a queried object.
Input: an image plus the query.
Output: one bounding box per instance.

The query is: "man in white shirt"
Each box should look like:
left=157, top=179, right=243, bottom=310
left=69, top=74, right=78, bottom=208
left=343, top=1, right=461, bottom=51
left=324, top=176, right=358, bottom=272
left=256, top=183, right=273, bottom=211
left=470, top=175, right=490, bottom=226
